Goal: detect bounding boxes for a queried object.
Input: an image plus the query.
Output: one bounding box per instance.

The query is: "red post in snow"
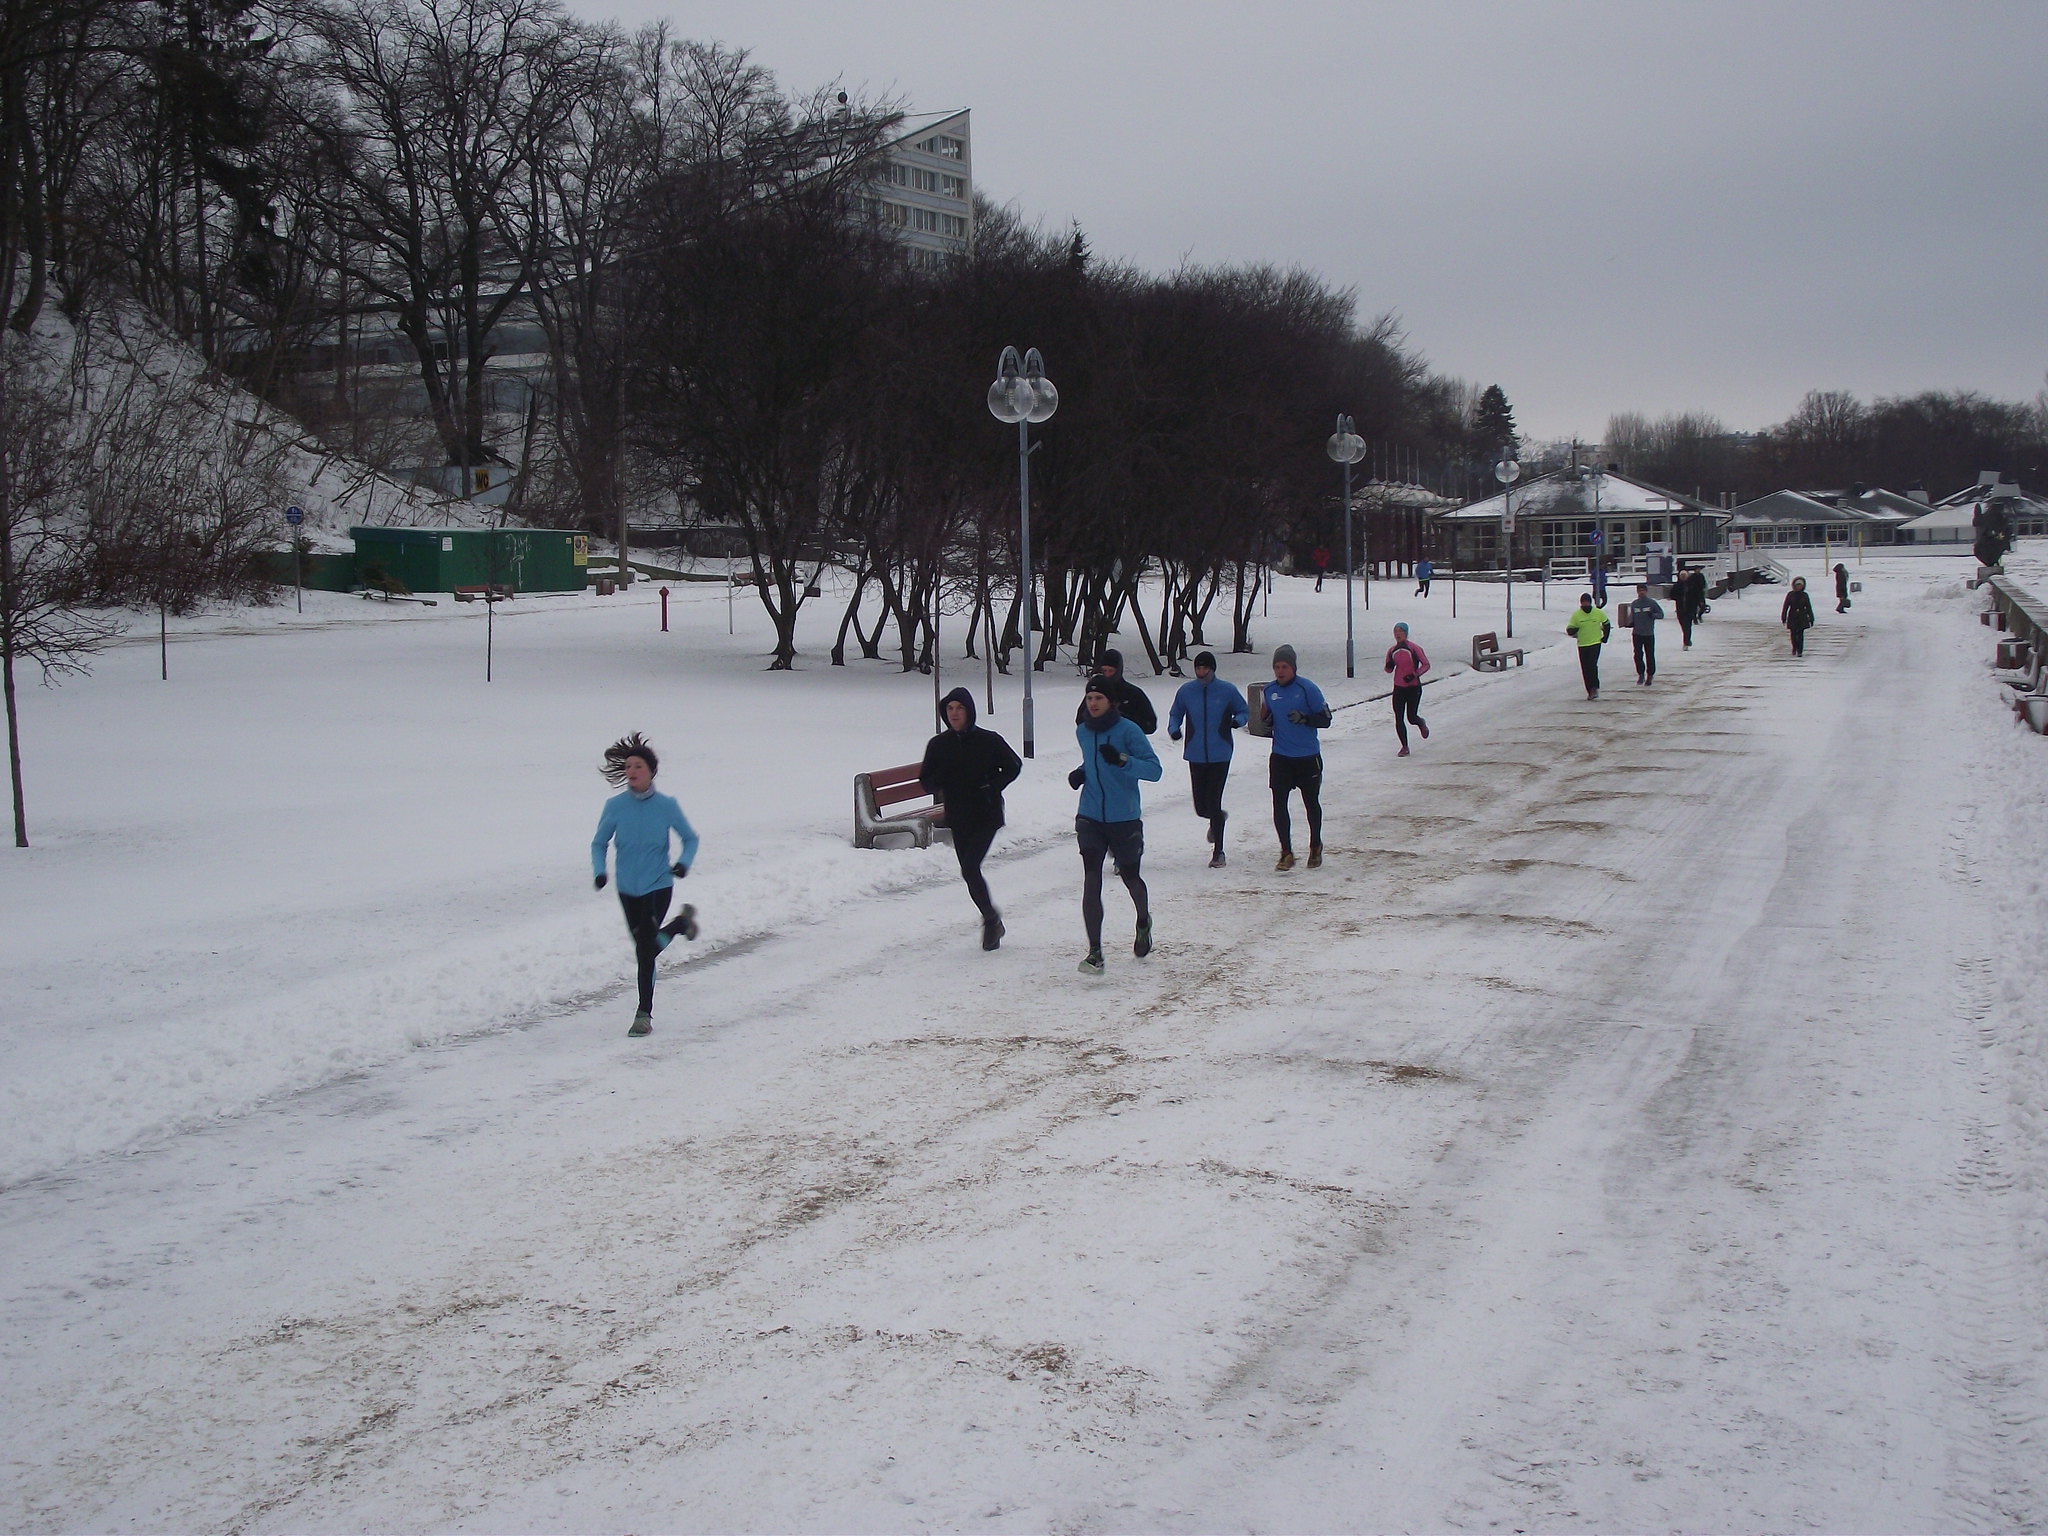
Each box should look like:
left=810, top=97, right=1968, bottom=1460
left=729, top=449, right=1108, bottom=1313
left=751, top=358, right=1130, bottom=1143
left=659, top=586, right=670, bottom=632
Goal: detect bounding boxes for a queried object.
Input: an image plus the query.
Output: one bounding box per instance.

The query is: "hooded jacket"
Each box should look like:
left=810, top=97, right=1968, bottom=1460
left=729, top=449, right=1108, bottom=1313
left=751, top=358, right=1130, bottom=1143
left=1073, top=704, right=1162, bottom=823
left=1166, top=675, right=1249, bottom=764
left=919, top=687, right=1024, bottom=832
left=1072, top=650, right=1159, bottom=735
left=1782, top=588, right=1815, bottom=629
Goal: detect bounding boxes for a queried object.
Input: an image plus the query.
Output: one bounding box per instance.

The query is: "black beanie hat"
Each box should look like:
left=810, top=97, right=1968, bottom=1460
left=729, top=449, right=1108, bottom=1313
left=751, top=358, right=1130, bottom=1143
left=1100, top=648, right=1125, bottom=673
left=1193, top=650, right=1218, bottom=671
left=1084, top=673, right=1114, bottom=698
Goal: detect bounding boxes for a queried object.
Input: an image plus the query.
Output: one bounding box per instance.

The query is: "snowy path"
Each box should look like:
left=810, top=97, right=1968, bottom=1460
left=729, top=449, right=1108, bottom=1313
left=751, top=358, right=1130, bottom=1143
left=4, top=567, right=2046, bottom=1531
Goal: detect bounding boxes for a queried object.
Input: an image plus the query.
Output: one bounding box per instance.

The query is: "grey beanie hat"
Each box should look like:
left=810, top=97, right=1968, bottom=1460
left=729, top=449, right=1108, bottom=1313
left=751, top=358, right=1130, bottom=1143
left=1273, top=643, right=1298, bottom=667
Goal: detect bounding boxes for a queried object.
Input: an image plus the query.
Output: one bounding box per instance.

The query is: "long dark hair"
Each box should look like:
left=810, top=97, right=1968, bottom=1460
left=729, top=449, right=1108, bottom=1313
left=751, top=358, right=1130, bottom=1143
left=600, top=733, right=658, bottom=786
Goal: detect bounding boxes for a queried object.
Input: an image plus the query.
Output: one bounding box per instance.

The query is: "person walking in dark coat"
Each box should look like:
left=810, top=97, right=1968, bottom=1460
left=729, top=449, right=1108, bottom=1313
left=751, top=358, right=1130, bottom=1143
left=921, top=687, right=1024, bottom=950
left=1834, top=562, right=1851, bottom=613
left=1782, top=577, right=1815, bottom=656
left=1625, top=582, right=1663, bottom=685
left=1166, top=651, right=1249, bottom=867
left=1674, top=566, right=1706, bottom=649
left=1073, top=648, right=1158, bottom=735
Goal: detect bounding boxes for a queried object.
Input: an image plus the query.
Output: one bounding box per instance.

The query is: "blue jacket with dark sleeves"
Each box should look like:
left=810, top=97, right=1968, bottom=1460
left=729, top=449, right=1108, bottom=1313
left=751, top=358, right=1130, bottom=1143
left=1259, top=676, right=1331, bottom=758
left=592, top=788, right=699, bottom=897
left=1073, top=714, right=1162, bottom=823
left=1167, top=677, right=1250, bottom=763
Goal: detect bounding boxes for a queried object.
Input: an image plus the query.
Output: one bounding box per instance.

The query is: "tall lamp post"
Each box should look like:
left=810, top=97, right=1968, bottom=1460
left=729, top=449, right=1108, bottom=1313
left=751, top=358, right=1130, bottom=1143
left=1326, top=415, right=1365, bottom=677
left=988, top=346, right=1058, bottom=758
left=1496, top=455, right=1520, bottom=638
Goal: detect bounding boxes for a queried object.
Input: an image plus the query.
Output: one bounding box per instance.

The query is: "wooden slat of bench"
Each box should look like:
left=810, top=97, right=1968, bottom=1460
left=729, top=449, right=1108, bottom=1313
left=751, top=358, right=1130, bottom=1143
left=868, top=762, right=923, bottom=787
left=873, top=779, right=933, bottom=808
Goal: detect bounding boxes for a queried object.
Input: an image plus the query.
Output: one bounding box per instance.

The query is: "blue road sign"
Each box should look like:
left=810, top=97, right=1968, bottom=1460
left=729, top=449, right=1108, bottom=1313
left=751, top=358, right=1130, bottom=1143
left=1586, top=528, right=1603, bottom=544
left=284, top=505, right=305, bottom=526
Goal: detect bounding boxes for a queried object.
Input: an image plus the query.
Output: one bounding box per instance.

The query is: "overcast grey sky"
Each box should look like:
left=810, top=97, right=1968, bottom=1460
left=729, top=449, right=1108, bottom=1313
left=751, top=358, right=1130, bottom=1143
left=572, top=0, right=2047, bottom=442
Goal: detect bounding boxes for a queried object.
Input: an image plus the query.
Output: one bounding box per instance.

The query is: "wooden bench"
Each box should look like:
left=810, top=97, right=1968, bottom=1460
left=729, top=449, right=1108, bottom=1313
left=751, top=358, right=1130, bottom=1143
left=1471, top=631, right=1525, bottom=671
left=853, top=762, right=951, bottom=849
left=452, top=583, right=514, bottom=602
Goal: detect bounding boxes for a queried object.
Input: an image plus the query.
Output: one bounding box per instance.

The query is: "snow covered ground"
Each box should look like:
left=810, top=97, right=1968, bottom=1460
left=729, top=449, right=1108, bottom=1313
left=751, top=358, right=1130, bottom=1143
left=3, top=553, right=2046, bottom=1532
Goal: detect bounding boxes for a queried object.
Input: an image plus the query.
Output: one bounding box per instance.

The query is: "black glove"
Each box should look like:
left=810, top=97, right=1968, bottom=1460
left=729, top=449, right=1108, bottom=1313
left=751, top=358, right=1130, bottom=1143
left=1286, top=709, right=1307, bottom=725
left=1169, top=728, right=1182, bottom=742
left=1068, top=766, right=1086, bottom=789
left=594, top=874, right=608, bottom=891
left=1101, top=746, right=1128, bottom=767
left=671, top=861, right=689, bottom=879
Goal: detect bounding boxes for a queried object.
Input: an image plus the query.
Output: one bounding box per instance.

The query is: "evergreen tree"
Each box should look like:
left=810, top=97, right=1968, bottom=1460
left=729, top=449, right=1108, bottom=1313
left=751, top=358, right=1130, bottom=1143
left=1473, top=383, right=1518, bottom=460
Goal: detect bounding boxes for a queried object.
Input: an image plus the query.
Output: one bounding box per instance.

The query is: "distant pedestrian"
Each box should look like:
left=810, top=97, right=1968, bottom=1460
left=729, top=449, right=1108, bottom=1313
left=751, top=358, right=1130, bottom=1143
left=1782, top=577, right=1815, bottom=656
left=1073, top=647, right=1158, bottom=734
left=1166, top=650, right=1249, bottom=867
left=1566, top=592, right=1611, bottom=699
left=1592, top=560, right=1609, bottom=606
left=1674, top=566, right=1707, bottom=648
left=920, top=686, right=1023, bottom=951
left=1414, top=558, right=1434, bottom=598
left=1255, top=644, right=1331, bottom=870
left=1070, top=674, right=1163, bottom=975
left=1626, top=582, right=1663, bottom=685
left=1834, top=562, right=1851, bottom=613
left=590, top=733, right=699, bottom=1038
left=1384, top=622, right=1430, bottom=756
left=1312, top=545, right=1331, bottom=592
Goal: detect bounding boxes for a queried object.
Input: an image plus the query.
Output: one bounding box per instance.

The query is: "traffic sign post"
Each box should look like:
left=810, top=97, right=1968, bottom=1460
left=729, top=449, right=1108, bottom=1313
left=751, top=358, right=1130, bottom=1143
left=284, top=505, right=305, bottom=612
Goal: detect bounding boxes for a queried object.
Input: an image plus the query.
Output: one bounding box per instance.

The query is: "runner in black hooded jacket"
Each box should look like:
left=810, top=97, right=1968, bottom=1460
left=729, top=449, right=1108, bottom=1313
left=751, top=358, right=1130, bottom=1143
left=1073, top=648, right=1158, bottom=734
left=921, top=686, right=1024, bottom=949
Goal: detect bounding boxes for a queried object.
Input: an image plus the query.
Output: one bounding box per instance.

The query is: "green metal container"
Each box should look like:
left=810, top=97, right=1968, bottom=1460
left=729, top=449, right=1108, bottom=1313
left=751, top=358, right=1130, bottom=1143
left=349, top=526, right=590, bottom=593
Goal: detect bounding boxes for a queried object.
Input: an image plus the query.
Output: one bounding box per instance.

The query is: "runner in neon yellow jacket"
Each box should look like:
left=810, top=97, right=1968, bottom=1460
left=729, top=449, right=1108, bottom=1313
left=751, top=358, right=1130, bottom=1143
left=1565, top=595, right=1611, bottom=700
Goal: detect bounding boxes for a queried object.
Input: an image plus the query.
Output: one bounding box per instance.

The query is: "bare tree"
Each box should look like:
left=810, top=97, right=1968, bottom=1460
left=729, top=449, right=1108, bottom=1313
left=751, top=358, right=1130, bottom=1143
left=0, top=335, right=114, bottom=846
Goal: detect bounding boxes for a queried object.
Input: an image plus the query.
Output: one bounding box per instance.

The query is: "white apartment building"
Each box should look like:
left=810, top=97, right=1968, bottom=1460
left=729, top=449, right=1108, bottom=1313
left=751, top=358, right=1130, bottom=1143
left=874, top=109, right=973, bottom=263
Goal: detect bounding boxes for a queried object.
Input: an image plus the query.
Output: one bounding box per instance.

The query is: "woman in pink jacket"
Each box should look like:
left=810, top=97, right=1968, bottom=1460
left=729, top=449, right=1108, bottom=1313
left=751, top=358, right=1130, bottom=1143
left=1385, top=622, right=1430, bottom=756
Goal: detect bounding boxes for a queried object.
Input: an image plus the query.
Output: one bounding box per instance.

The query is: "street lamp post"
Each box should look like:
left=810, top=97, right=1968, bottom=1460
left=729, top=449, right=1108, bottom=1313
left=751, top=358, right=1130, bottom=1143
left=1496, top=454, right=1520, bottom=638
left=1326, top=416, right=1366, bottom=677
left=988, top=346, right=1058, bottom=758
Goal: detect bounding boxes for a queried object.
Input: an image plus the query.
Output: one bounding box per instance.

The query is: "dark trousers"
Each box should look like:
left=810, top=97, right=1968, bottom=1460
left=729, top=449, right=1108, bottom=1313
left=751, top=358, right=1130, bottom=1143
left=1415, top=578, right=1431, bottom=597
left=1789, top=624, right=1807, bottom=656
left=1270, top=753, right=1324, bottom=853
left=1677, top=608, right=1696, bottom=647
left=1076, top=817, right=1147, bottom=952
left=1577, top=644, right=1602, bottom=696
left=618, top=885, right=673, bottom=1014
left=1633, top=632, right=1656, bottom=682
left=1392, top=684, right=1425, bottom=747
left=951, top=822, right=998, bottom=918
left=1188, top=760, right=1230, bottom=847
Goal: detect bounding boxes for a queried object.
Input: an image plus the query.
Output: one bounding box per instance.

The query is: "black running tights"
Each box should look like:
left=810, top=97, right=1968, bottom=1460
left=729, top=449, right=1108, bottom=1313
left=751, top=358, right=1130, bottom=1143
left=952, top=823, right=998, bottom=918
left=1080, top=846, right=1148, bottom=953
left=1391, top=684, right=1425, bottom=747
left=618, top=885, right=673, bottom=1014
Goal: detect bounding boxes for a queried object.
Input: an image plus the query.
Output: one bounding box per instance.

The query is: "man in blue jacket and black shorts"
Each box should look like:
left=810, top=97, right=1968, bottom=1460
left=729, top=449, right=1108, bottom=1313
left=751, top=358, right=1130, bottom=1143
left=1256, top=644, right=1331, bottom=872
left=1070, top=673, right=1164, bottom=975
left=1166, top=650, right=1248, bottom=867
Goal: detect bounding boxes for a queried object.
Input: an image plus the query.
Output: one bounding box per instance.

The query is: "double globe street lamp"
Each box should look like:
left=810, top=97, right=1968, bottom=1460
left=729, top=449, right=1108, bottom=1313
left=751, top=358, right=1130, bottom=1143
left=1326, top=415, right=1366, bottom=677
left=987, top=346, right=1058, bottom=758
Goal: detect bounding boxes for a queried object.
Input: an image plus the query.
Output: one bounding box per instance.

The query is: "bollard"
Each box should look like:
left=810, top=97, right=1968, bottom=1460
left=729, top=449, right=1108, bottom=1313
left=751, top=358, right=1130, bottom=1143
left=660, top=585, right=670, bottom=632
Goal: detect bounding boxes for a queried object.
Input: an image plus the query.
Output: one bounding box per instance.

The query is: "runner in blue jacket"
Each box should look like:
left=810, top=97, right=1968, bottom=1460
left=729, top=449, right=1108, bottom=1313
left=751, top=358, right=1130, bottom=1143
left=590, top=733, right=700, bottom=1037
left=1166, top=650, right=1248, bottom=867
left=1254, top=644, right=1332, bottom=870
left=1068, top=674, right=1163, bottom=975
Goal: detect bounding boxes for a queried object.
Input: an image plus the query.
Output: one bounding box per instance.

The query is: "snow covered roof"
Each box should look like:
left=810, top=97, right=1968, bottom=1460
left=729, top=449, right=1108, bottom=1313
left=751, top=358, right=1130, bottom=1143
left=883, top=109, right=969, bottom=149
left=1728, top=490, right=1868, bottom=526
left=1901, top=494, right=2048, bottom=533
left=1435, top=468, right=1721, bottom=523
left=1352, top=479, right=1459, bottom=511
left=1830, top=488, right=1929, bottom=521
